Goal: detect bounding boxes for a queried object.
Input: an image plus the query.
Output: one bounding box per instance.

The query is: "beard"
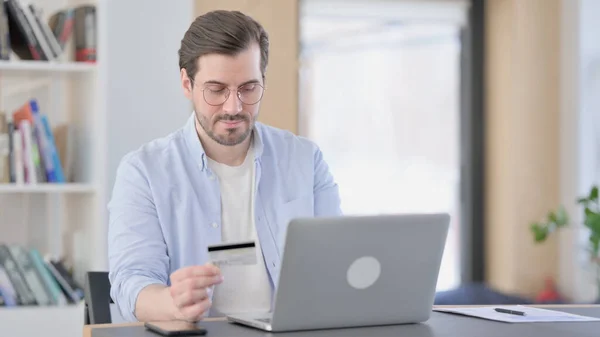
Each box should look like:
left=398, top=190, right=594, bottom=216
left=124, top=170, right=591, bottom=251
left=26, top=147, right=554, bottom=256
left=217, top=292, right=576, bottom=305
left=195, top=109, right=255, bottom=146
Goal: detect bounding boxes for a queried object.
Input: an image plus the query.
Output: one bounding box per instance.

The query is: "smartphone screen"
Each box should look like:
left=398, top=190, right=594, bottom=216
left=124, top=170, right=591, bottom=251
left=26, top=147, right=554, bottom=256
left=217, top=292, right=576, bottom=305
left=145, top=321, right=207, bottom=336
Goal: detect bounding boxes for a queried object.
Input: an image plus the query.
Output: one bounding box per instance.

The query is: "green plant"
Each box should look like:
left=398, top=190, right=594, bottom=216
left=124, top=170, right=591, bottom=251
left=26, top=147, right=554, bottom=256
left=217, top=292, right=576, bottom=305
left=530, top=185, right=600, bottom=301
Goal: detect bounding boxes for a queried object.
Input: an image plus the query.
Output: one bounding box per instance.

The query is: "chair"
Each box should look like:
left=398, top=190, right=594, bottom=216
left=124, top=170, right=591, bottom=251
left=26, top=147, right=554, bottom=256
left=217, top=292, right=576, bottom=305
left=83, top=271, right=113, bottom=324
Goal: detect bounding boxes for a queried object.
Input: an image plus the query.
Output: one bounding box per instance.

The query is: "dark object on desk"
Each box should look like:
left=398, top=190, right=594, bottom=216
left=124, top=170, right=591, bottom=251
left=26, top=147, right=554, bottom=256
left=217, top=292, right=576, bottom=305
left=494, top=308, right=526, bottom=316
left=145, top=322, right=207, bottom=336
left=93, top=307, right=600, bottom=337
left=84, top=271, right=113, bottom=324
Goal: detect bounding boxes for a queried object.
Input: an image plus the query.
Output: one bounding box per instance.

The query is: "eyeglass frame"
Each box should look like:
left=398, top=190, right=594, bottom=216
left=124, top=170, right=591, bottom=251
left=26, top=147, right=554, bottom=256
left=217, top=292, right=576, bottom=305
left=189, top=77, right=266, bottom=106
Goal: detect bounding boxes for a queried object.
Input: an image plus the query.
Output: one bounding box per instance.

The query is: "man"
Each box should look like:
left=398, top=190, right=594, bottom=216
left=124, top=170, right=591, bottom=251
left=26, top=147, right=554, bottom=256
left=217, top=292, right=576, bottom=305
left=107, top=10, right=342, bottom=323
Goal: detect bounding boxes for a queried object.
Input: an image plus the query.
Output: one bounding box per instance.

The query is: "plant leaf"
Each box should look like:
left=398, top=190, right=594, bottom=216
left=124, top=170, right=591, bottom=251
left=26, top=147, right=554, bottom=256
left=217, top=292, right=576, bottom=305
left=555, top=206, right=569, bottom=227
left=589, top=233, right=600, bottom=256
left=548, top=211, right=558, bottom=224
left=586, top=207, right=594, bottom=217
left=587, top=212, right=600, bottom=235
left=531, top=223, right=548, bottom=242
left=577, top=197, right=589, bottom=205
left=590, top=185, right=599, bottom=201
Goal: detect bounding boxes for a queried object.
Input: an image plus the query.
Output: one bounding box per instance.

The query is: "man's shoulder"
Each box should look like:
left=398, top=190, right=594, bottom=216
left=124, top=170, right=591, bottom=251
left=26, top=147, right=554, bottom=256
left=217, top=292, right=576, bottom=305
left=119, top=128, right=186, bottom=169
left=256, top=122, right=318, bottom=154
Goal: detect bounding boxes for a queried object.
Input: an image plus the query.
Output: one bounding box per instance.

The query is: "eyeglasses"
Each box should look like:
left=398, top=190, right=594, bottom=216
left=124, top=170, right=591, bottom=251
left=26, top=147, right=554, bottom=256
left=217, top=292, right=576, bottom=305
left=192, top=80, right=265, bottom=106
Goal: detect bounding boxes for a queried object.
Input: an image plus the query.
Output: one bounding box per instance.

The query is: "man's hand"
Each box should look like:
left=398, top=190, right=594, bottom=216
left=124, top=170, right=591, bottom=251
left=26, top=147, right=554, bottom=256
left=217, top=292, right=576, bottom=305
left=169, top=263, right=224, bottom=322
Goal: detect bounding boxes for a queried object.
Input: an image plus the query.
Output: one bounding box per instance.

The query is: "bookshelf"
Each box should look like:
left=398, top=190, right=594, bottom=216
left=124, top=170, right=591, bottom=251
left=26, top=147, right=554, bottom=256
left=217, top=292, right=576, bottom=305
left=0, top=0, right=103, bottom=336
left=1, top=301, right=85, bottom=336
left=0, top=182, right=96, bottom=193
left=0, top=0, right=194, bottom=335
left=0, top=60, right=96, bottom=74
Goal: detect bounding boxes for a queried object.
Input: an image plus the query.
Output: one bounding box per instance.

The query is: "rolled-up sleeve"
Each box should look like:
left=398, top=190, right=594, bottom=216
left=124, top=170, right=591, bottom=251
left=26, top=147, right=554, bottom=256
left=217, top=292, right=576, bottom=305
left=107, top=155, right=170, bottom=322
left=312, top=146, right=343, bottom=217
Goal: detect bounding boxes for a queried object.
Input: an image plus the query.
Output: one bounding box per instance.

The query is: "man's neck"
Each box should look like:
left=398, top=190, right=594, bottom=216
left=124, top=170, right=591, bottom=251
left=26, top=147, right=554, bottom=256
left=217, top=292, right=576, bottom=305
left=195, top=121, right=252, bottom=167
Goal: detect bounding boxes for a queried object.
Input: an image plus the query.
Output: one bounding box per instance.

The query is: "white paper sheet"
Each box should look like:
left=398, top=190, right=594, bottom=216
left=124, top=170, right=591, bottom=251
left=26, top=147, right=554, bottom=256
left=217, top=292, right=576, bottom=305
left=433, top=305, right=600, bottom=323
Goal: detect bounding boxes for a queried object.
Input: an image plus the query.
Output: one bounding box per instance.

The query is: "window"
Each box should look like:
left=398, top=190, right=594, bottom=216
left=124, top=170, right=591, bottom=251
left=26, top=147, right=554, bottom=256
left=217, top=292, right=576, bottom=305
left=299, top=0, right=469, bottom=291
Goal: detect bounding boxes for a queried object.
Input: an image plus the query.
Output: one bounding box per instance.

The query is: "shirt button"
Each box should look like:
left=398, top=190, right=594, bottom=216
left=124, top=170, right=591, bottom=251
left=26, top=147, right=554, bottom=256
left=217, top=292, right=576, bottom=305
left=209, top=175, right=215, bottom=181
left=211, top=222, right=219, bottom=228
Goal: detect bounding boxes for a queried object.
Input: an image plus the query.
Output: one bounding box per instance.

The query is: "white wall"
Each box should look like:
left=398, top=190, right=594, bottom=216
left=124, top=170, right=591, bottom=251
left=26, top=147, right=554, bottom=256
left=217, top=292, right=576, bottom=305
left=99, top=0, right=193, bottom=269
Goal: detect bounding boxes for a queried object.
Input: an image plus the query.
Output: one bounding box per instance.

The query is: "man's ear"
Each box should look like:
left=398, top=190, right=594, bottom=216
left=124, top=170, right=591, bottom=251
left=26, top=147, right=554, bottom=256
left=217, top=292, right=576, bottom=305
left=181, top=68, right=193, bottom=99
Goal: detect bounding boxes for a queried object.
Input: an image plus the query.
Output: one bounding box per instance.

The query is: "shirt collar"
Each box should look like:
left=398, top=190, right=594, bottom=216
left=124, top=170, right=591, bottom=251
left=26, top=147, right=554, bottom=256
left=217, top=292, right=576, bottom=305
left=183, top=112, right=265, bottom=171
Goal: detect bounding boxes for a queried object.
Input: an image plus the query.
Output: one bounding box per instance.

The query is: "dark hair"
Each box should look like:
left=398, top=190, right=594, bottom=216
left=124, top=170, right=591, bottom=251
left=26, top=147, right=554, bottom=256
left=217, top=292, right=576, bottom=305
left=178, top=10, right=269, bottom=82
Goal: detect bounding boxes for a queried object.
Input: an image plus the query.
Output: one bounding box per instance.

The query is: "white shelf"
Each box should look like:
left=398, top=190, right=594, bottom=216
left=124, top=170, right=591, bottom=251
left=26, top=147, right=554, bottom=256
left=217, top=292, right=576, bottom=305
left=0, top=303, right=85, bottom=337
left=0, top=183, right=97, bottom=193
left=0, top=60, right=96, bottom=74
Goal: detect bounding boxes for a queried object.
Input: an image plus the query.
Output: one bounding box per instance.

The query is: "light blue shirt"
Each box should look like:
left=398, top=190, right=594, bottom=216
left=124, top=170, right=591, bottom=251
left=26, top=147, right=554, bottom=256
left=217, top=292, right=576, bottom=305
left=107, top=113, right=342, bottom=321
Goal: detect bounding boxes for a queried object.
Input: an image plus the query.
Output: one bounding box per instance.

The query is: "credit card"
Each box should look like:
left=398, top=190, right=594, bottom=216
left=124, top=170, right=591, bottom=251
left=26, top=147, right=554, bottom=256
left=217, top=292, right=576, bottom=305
left=207, top=240, right=257, bottom=266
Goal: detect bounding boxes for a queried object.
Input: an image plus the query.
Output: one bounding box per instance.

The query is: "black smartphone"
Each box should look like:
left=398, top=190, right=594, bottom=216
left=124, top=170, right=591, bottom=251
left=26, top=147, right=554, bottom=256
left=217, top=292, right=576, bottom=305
left=144, top=321, right=207, bottom=336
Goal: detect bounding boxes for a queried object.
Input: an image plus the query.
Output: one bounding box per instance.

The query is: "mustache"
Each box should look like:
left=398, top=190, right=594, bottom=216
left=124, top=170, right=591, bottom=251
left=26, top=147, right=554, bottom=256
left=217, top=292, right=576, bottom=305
left=216, top=114, right=248, bottom=122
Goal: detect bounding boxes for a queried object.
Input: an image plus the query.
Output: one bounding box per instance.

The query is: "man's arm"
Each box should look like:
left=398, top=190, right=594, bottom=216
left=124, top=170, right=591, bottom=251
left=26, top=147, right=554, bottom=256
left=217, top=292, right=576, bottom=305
left=312, top=145, right=343, bottom=216
left=107, top=156, right=177, bottom=322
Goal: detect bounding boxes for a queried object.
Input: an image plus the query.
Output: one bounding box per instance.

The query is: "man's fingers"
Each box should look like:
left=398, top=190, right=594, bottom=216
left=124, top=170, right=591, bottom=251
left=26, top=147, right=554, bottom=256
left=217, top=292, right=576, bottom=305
left=203, top=263, right=221, bottom=275
left=170, top=276, right=223, bottom=298
left=173, top=288, right=208, bottom=309
left=171, top=265, right=221, bottom=282
left=180, top=298, right=212, bottom=322
left=188, top=275, right=223, bottom=289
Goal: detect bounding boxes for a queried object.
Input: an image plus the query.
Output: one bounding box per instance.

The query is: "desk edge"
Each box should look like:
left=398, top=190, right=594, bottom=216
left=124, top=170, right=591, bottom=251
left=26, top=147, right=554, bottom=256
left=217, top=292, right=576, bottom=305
left=84, top=305, right=600, bottom=337
left=84, top=318, right=226, bottom=337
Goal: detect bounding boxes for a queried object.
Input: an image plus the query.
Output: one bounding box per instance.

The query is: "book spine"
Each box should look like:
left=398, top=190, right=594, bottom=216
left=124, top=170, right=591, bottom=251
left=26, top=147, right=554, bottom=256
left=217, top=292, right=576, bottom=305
left=0, top=132, right=7, bottom=183
left=5, top=0, right=44, bottom=60
left=40, top=115, right=64, bottom=182
left=7, top=121, right=15, bottom=183
left=44, top=258, right=80, bottom=303
left=30, top=100, right=56, bottom=182
left=19, top=120, right=36, bottom=184
left=0, top=0, right=10, bottom=60
left=0, top=266, right=18, bottom=306
left=29, top=4, right=61, bottom=58
left=0, top=244, right=36, bottom=305
left=29, top=122, right=45, bottom=183
left=17, top=0, right=53, bottom=60
left=13, top=125, right=24, bottom=184
left=31, top=132, right=46, bottom=183
left=0, top=113, right=8, bottom=183
left=29, top=249, right=67, bottom=305
left=8, top=245, right=53, bottom=306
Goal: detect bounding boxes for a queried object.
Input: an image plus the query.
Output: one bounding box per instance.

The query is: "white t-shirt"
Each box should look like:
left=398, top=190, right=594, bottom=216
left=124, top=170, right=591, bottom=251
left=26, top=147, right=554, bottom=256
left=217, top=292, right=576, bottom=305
left=206, top=145, right=272, bottom=316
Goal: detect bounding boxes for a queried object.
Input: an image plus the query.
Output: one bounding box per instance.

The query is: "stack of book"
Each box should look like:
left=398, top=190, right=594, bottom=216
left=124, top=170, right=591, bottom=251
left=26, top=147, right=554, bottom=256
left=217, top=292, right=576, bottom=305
left=1, top=0, right=69, bottom=61
left=0, top=243, right=84, bottom=307
left=0, top=0, right=96, bottom=62
left=0, top=99, right=71, bottom=184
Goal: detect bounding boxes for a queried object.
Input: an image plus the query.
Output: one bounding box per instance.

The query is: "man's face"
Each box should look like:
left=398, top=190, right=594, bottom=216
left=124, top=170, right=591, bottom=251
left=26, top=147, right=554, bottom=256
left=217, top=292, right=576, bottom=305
left=181, top=43, right=264, bottom=146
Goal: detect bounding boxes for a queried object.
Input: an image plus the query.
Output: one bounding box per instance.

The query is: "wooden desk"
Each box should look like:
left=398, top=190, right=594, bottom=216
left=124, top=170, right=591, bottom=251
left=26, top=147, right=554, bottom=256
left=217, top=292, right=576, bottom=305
left=83, top=317, right=226, bottom=337
left=85, top=305, right=600, bottom=337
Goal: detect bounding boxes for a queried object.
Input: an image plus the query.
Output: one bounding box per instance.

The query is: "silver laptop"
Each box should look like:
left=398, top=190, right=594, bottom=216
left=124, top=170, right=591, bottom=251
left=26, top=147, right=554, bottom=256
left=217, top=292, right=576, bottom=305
left=227, top=213, right=450, bottom=332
